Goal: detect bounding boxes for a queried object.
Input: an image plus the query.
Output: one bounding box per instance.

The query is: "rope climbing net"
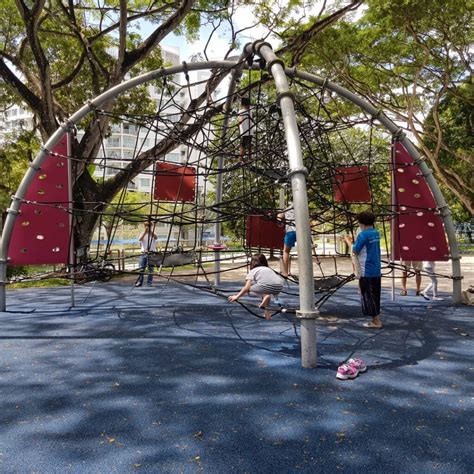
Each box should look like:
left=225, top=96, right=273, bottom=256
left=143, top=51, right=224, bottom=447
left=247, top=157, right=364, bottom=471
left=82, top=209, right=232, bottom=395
left=4, top=58, right=457, bottom=315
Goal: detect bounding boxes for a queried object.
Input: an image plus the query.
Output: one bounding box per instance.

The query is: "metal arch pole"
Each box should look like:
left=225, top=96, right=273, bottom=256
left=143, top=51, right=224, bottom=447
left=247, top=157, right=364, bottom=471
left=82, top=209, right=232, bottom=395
left=251, top=41, right=318, bottom=368
left=0, top=60, right=239, bottom=312
left=286, top=68, right=463, bottom=305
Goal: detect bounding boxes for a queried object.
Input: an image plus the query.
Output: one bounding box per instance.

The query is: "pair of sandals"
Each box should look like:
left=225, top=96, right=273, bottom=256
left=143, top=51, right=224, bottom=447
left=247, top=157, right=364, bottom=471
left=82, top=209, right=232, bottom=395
left=400, top=290, right=421, bottom=296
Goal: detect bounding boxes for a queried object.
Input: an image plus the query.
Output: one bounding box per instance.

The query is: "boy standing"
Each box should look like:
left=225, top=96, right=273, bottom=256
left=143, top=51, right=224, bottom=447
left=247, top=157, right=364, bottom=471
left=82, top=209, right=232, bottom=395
left=345, top=211, right=382, bottom=328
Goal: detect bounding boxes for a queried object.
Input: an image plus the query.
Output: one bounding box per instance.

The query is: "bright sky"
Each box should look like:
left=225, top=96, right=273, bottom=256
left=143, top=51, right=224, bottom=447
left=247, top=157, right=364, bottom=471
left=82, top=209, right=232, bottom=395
left=140, top=4, right=278, bottom=62
left=140, top=1, right=365, bottom=62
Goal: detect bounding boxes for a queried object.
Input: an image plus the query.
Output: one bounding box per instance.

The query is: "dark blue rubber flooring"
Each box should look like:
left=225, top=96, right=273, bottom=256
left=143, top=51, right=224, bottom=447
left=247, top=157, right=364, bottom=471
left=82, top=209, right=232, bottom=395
left=0, top=280, right=473, bottom=473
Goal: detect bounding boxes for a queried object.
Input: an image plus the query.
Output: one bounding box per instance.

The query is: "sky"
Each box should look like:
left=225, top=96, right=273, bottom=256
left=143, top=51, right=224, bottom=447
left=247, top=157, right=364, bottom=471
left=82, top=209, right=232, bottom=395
left=139, top=4, right=278, bottom=62
left=141, top=1, right=364, bottom=62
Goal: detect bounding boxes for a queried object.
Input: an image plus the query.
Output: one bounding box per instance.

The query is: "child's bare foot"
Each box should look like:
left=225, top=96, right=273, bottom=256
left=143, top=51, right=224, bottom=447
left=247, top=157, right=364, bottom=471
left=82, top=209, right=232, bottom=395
left=264, top=309, right=272, bottom=320
left=363, top=316, right=382, bottom=328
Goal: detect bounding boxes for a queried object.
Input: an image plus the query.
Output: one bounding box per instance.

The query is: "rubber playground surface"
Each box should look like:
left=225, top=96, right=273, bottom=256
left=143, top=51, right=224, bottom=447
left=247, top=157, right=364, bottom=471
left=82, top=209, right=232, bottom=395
left=0, top=279, right=473, bottom=473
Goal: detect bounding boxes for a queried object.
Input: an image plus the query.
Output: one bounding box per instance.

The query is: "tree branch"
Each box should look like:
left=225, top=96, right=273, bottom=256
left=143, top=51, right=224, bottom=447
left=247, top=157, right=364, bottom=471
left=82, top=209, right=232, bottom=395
left=0, top=56, right=42, bottom=111
left=276, top=0, right=364, bottom=65
left=87, top=4, right=173, bottom=43
left=51, top=52, right=87, bottom=89
left=116, top=0, right=128, bottom=70
left=123, top=0, right=195, bottom=71
left=55, top=0, right=110, bottom=92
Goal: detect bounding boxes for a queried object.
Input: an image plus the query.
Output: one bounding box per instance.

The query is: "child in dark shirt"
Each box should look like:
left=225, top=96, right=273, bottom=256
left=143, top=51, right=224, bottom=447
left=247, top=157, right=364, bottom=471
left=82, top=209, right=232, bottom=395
left=345, top=211, right=382, bottom=329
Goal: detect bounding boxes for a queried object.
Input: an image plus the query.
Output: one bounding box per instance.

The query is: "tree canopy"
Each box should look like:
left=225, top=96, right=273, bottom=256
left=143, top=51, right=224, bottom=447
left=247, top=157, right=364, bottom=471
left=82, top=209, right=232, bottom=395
left=278, top=0, right=473, bottom=213
left=0, top=0, right=471, bottom=254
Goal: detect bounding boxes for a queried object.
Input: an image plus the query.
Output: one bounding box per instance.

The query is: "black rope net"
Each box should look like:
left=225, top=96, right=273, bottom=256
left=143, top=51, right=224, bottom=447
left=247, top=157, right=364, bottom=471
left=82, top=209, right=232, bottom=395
left=9, top=65, right=452, bottom=312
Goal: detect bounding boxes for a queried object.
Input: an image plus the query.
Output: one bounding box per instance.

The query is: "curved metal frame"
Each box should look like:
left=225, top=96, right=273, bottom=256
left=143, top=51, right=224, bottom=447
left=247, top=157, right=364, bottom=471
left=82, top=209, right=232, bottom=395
left=0, top=44, right=462, bottom=370
left=284, top=67, right=462, bottom=304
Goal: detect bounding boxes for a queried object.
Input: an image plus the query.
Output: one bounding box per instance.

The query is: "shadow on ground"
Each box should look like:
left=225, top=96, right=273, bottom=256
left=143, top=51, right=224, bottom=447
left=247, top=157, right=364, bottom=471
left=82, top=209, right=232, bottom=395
left=0, top=281, right=473, bottom=472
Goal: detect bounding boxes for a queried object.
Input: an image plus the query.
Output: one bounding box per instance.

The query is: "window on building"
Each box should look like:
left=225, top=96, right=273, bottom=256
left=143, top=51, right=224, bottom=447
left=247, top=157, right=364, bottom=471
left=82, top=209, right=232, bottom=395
left=107, top=136, right=121, bottom=147
left=123, top=123, right=138, bottom=134
left=123, top=136, right=138, bottom=148
left=166, top=153, right=180, bottom=163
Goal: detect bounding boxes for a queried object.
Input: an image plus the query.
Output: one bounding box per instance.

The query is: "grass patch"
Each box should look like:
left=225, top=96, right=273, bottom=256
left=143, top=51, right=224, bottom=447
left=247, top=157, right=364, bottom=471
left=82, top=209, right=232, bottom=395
left=8, top=278, right=70, bottom=289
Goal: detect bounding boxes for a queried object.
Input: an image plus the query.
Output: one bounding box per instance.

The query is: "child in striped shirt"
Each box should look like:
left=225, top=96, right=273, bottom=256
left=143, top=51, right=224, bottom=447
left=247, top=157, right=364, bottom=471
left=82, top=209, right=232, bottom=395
left=228, top=253, right=283, bottom=320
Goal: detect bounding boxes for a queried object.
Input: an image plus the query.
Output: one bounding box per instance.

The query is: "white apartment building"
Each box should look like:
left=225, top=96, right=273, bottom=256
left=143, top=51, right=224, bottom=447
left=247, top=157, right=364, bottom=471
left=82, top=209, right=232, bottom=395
left=0, top=105, right=34, bottom=143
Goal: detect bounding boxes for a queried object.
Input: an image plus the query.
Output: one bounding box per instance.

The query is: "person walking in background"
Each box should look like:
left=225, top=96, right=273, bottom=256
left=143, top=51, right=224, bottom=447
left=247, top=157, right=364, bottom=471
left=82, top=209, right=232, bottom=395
left=400, top=260, right=422, bottom=296
left=420, top=261, right=444, bottom=301
left=344, top=211, right=382, bottom=329
left=136, top=221, right=157, bottom=287
left=278, top=204, right=296, bottom=277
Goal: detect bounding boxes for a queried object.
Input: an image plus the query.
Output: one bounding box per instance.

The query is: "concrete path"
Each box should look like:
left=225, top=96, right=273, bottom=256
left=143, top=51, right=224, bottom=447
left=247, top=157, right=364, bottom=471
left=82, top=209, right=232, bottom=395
left=1, top=280, right=473, bottom=472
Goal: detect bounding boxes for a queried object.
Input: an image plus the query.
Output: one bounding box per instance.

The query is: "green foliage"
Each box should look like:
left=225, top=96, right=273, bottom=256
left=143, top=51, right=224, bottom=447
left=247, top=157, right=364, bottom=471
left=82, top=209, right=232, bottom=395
left=0, top=130, right=40, bottom=213
left=424, top=81, right=474, bottom=220
left=101, top=190, right=153, bottom=240
left=278, top=0, right=473, bottom=213
left=6, top=265, right=29, bottom=279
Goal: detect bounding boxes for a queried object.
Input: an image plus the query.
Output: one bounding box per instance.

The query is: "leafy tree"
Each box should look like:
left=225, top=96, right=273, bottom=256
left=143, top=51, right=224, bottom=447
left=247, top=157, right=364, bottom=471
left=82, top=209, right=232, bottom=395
left=279, top=0, right=474, bottom=214
left=0, top=0, right=365, bottom=249
left=0, top=130, right=39, bottom=221
left=0, top=0, right=227, bottom=247
left=424, top=81, right=473, bottom=220
left=99, top=189, right=153, bottom=245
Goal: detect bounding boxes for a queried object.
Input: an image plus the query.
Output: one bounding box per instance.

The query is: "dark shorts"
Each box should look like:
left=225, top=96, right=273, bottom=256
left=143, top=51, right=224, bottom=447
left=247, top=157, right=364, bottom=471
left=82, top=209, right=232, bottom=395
left=359, top=276, right=381, bottom=317
left=241, top=135, right=252, bottom=149
left=284, top=231, right=297, bottom=248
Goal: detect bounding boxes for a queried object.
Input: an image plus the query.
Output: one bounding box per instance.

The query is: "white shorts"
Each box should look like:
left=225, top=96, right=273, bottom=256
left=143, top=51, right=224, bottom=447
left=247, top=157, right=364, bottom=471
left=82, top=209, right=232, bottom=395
left=401, top=260, right=422, bottom=271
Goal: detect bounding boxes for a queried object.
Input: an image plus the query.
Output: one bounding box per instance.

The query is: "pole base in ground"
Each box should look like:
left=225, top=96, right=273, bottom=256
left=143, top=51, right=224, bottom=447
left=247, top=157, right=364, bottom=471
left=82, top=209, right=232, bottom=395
left=299, top=318, right=317, bottom=368
left=297, top=310, right=318, bottom=368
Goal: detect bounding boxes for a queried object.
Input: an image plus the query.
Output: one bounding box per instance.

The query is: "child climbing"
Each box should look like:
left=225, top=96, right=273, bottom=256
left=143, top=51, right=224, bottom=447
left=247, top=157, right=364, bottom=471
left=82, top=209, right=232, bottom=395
left=228, top=253, right=283, bottom=320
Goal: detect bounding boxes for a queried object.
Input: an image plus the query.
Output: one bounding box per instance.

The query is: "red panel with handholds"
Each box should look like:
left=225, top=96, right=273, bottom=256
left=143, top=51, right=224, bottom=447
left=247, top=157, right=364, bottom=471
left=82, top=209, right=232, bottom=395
left=246, top=214, right=285, bottom=250
left=333, top=166, right=371, bottom=203
left=8, top=135, right=72, bottom=265
left=154, top=162, right=196, bottom=202
left=391, top=142, right=449, bottom=261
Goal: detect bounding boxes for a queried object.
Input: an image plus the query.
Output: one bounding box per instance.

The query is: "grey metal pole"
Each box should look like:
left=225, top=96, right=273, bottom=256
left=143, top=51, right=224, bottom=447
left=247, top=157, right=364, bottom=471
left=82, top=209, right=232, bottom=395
left=390, top=142, right=396, bottom=302
left=252, top=41, right=318, bottom=368
left=279, top=187, right=286, bottom=274
left=286, top=68, right=462, bottom=305
left=68, top=134, right=75, bottom=307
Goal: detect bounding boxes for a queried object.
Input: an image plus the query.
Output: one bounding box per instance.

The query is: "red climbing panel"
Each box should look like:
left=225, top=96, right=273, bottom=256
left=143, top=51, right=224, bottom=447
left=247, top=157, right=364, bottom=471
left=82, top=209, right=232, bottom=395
left=333, top=166, right=371, bottom=203
left=246, top=214, right=285, bottom=250
left=9, top=135, right=72, bottom=265
left=154, top=162, right=196, bottom=202
left=391, top=142, right=449, bottom=261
